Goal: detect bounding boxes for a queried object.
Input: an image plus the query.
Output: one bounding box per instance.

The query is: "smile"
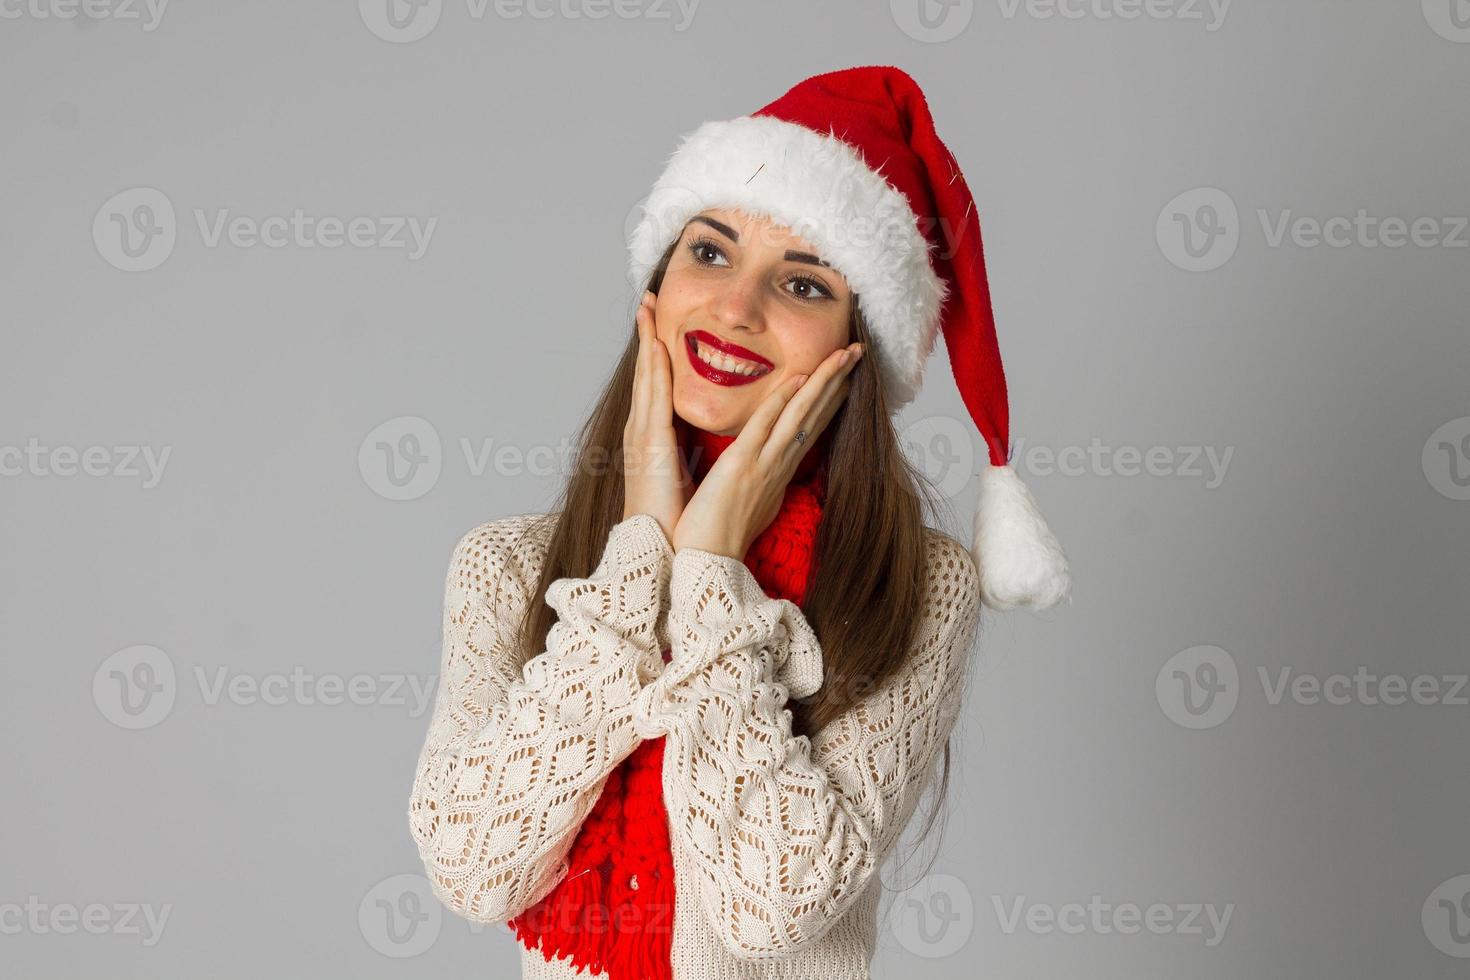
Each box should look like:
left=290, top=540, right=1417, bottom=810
left=684, top=330, right=774, bottom=387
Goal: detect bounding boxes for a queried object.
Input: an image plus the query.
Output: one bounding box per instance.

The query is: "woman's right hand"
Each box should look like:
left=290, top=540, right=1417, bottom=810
left=622, top=289, right=691, bottom=544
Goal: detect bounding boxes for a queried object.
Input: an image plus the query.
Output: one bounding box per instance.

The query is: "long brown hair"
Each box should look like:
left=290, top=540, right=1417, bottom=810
left=512, top=234, right=969, bottom=853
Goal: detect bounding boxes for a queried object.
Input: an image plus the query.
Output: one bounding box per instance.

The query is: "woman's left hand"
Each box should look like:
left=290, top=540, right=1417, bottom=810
left=672, top=342, right=864, bottom=560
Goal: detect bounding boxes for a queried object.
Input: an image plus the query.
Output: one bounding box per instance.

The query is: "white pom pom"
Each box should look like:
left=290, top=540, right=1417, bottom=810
left=973, top=463, right=1071, bottom=611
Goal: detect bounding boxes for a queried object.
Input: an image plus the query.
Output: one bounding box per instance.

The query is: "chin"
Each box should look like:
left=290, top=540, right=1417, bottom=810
left=673, top=389, right=745, bottom=436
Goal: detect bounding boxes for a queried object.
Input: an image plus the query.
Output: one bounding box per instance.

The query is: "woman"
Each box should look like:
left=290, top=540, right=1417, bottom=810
left=408, top=65, right=1069, bottom=979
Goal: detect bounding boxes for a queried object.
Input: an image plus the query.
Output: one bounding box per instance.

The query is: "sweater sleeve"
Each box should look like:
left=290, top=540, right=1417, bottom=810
left=408, top=512, right=673, bottom=924
left=630, top=532, right=983, bottom=960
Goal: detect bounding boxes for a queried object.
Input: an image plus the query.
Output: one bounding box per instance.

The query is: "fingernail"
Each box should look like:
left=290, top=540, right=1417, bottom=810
left=839, top=351, right=851, bottom=367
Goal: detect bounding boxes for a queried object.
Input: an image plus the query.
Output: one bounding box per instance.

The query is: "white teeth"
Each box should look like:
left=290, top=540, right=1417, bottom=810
left=695, top=340, right=768, bottom=377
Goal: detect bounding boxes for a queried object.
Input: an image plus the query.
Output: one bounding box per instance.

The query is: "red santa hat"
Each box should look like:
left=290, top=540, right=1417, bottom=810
left=626, top=65, right=1070, bottom=611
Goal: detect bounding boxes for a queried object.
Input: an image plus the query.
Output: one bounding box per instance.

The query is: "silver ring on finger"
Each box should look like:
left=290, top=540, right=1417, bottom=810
left=794, top=429, right=808, bottom=444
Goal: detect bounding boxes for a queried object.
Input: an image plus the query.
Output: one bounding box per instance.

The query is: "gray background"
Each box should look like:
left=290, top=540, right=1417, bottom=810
left=3, top=2, right=1467, bottom=977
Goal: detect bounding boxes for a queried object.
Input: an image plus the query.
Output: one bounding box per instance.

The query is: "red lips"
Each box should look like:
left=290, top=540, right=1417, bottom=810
left=684, top=330, right=773, bottom=387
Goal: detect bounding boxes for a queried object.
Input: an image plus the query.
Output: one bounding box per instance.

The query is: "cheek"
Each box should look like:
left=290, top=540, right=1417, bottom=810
left=789, top=347, right=828, bottom=375
left=652, top=304, right=685, bottom=362
left=780, top=323, right=849, bottom=374
left=654, top=275, right=708, bottom=357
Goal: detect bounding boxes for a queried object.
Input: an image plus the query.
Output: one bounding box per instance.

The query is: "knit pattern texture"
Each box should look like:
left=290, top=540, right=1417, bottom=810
left=503, top=426, right=828, bottom=979
left=408, top=432, right=984, bottom=979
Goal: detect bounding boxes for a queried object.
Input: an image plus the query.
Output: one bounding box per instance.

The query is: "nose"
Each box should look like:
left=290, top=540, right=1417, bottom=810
left=708, top=268, right=766, bottom=336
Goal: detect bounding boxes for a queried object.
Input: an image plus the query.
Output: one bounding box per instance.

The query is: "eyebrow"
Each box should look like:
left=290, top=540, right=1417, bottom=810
left=689, top=215, right=833, bottom=269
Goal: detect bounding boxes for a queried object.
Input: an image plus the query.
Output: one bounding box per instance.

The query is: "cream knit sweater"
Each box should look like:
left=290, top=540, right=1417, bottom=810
left=408, top=511, right=983, bottom=979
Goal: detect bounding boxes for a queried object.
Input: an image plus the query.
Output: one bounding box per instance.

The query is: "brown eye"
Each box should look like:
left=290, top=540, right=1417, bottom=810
left=686, top=236, right=729, bottom=268
left=785, top=274, right=834, bottom=302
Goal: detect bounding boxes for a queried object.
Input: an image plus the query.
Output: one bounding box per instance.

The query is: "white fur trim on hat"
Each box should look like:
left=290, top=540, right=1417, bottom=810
left=973, top=463, right=1071, bottom=611
left=626, top=115, right=949, bottom=410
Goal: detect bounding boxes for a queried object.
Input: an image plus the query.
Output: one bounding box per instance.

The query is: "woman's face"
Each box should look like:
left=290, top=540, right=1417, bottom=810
left=653, top=207, right=853, bottom=436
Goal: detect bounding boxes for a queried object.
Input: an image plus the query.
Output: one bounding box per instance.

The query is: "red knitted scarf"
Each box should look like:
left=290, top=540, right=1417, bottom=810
left=509, top=421, right=832, bottom=979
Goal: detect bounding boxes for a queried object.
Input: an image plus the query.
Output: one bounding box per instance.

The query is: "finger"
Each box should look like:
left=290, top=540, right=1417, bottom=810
left=734, top=371, right=808, bottom=460
left=766, top=377, right=846, bottom=475
left=761, top=344, right=863, bottom=467
left=645, top=307, right=673, bottom=426
left=802, top=347, right=861, bottom=430
left=798, top=376, right=850, bottom=459
left=792, top=343, right=858, bottom=418
left=630, top=292, right=656, bottom=421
